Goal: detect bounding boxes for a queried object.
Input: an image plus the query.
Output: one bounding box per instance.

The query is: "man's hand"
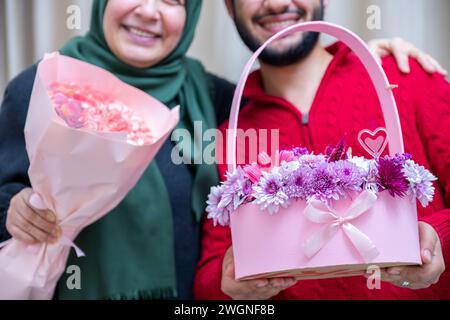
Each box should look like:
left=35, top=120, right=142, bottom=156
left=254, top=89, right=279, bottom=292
left=221, top=247, right=298, bottom=300
left=377, top=222, right=445, bottom=289
left=368, top=37, right=448, bottom=75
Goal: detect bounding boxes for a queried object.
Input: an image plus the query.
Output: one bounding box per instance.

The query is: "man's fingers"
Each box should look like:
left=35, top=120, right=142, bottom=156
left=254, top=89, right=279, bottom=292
left=268, top=277, right=297, bottom=289
left=419, top=222, right=437, bottom=265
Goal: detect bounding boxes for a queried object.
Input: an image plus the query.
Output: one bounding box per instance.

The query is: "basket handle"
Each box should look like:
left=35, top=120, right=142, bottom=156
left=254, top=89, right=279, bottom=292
left=227, top=21, right=404, bottom=172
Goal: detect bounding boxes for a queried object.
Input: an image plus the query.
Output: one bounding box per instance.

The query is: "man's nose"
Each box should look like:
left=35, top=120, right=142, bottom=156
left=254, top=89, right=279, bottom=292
left=263, top=0, right=292, bottom=14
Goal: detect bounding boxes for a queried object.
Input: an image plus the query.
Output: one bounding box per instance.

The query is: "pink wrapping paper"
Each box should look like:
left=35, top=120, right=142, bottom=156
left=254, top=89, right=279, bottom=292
left=0, top=52, right=179, bottom=299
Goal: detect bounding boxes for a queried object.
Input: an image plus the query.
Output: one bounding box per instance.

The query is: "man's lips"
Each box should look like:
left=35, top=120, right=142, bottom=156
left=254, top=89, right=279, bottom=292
left=255, top=12, right=306, bottom=34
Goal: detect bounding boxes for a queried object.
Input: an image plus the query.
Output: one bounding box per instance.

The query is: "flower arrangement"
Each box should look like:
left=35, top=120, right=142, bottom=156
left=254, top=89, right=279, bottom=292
left=48, top=82, right=155, bottom=146
left=207, top=140, right=437, bottom=227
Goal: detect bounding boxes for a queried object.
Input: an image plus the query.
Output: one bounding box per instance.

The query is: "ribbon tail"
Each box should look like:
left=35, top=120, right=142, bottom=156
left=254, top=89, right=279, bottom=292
left=59, top=236, right=86, bottom=258
left=0, top=239, right=12, bottom=249
left=302, top=224, right=339, bottom=258
left=343, top=223, right=379, bottom=262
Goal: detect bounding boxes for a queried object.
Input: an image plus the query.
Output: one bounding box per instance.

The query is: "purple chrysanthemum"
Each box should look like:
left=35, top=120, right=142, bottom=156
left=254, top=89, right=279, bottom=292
left=308, top=163, right=340, bottom=202
left=206, top=185, right=231, bottom=227
left=326, top=138, right=348, bottom=163
left=376, top=156, right=409, bottom=197
left=253, top=171, right=289, bottom=215
left=402, top=159, right=437, bottom=207
left=332, top=160, right=364, bottom=195
left=284, top=166, right=312, bottom=200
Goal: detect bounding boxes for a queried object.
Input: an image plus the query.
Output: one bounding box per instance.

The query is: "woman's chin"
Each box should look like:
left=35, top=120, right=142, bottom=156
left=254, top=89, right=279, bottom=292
left=118, top=50, right=162, bottom=68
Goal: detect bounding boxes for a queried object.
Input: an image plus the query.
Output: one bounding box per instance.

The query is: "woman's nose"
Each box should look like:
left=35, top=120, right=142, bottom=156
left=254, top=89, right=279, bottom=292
left=135, top=0, right=161, bottom=21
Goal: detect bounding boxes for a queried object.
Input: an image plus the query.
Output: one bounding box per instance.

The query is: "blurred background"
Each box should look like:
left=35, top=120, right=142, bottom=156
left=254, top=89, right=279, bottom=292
left=1, top=0, right=449, bottom=100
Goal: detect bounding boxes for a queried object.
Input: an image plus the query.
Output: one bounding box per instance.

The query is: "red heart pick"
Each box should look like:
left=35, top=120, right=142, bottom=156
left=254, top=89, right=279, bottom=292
left=358, top=128, right=388, bottom=158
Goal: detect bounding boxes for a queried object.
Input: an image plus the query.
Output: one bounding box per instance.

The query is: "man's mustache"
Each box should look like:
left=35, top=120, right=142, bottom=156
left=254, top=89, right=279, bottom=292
left=253, top=8, right=307, bottom=23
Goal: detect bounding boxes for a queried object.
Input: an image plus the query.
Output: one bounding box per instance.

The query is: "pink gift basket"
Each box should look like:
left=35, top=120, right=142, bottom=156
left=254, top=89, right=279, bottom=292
left=206, top=22, right=437, bottom=281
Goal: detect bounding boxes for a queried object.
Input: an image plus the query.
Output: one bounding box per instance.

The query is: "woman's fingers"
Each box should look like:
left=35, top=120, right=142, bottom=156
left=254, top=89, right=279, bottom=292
left=389, top=38, right=413, bottom=73
left=19, top=199, right=58, bottom=237
left=5, top=221, right=38, bottom=244
left=5, top=188, right=60, bottom=244
left=12, top=209, right=52, bottom=243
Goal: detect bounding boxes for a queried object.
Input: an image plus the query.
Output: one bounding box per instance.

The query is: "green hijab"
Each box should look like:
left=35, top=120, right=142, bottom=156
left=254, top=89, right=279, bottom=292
left=56, top=0, right=218, bottom=299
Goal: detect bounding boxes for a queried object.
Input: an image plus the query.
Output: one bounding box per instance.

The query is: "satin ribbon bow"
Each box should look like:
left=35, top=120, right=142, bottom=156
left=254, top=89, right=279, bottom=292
left=302, top=190, right=380, bottom=263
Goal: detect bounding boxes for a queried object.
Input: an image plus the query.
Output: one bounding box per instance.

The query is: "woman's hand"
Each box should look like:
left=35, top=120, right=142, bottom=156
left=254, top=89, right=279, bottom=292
left=377, top=222, right=445, bottom=289
left=6, top=188, right=61, bottom=244
left=221, top=247, right=298, bottom=300
left=368, top=37, right=448, bottom=75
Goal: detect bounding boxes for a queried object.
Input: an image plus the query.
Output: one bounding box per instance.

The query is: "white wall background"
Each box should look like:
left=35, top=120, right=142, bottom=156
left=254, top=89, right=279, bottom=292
left=1, top=0, right=449, bottom=100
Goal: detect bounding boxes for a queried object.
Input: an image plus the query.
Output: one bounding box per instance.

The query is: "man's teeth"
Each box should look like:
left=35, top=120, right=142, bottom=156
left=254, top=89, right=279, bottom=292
left=263, top=20, right=298, bottom=29
left=128, top=27, right=156, bottom=38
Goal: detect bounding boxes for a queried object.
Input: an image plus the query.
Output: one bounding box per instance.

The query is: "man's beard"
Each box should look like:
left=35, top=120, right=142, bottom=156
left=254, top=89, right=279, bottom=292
left=233, top=4, right=325, bottom=67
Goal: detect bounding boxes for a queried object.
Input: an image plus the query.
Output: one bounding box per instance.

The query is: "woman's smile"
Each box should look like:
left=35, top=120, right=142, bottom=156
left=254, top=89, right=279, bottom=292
left=121, top=24, right=161, bottom=46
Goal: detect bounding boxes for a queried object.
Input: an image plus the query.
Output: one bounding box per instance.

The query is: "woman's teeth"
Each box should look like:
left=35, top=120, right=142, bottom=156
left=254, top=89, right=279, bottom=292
left=128, top=27, right=157, bottom=38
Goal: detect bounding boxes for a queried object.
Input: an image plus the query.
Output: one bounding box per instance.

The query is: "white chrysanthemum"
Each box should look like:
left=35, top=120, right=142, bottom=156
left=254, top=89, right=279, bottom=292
left=252, top=171, right=289, bottom=215
left=402, top=160, right=437, bottom=207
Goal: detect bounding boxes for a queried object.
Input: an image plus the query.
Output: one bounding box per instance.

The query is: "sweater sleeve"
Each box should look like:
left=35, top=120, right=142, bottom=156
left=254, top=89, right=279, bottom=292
left=410, top=60, right=450, bottom=264
left=0, top=66, right=36, bottom=242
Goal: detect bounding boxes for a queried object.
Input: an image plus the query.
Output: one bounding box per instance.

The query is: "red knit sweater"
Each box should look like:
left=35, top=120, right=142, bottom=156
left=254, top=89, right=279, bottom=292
left=194, top=42, right=450, bottom=300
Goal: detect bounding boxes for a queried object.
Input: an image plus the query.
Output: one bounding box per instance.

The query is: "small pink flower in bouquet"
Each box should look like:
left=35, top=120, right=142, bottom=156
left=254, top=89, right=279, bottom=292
left=48, top=82, right=155, bottom=146
left=243, top=164, right=263, bottom=183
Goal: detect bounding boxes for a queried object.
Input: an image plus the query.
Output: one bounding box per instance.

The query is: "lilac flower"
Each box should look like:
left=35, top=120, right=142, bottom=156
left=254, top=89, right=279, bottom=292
left=284, top=166, right=312, bottom=200
left=332, top=160, right=364, bottom=195
left=253, top=171, right=289, bottom=215
left=308, top=163, right=340, bottom=202
left=392, top=153, right=413, bottom=166
left=347, top=155, right=371, bottom=172
left=298, top=154, right=326, bottom=169
left=402, top=159, right=437, bottom=207
left=376, top=156, right=409, bottom=198
left=326, top=138, right=348, bottom=163
left=292, top=146, right=309, bottom=157
left=278, top=160, right=300, bottom=177
left=220, top=167, right=252, bottom=210
left=363, top=160, right=380, bottom=192
left=206, top=185, right=231, bottom=227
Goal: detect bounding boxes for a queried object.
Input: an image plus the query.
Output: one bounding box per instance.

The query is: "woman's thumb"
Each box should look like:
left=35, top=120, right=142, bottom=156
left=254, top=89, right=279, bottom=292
left=29, top=193, right=47, bottom=210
